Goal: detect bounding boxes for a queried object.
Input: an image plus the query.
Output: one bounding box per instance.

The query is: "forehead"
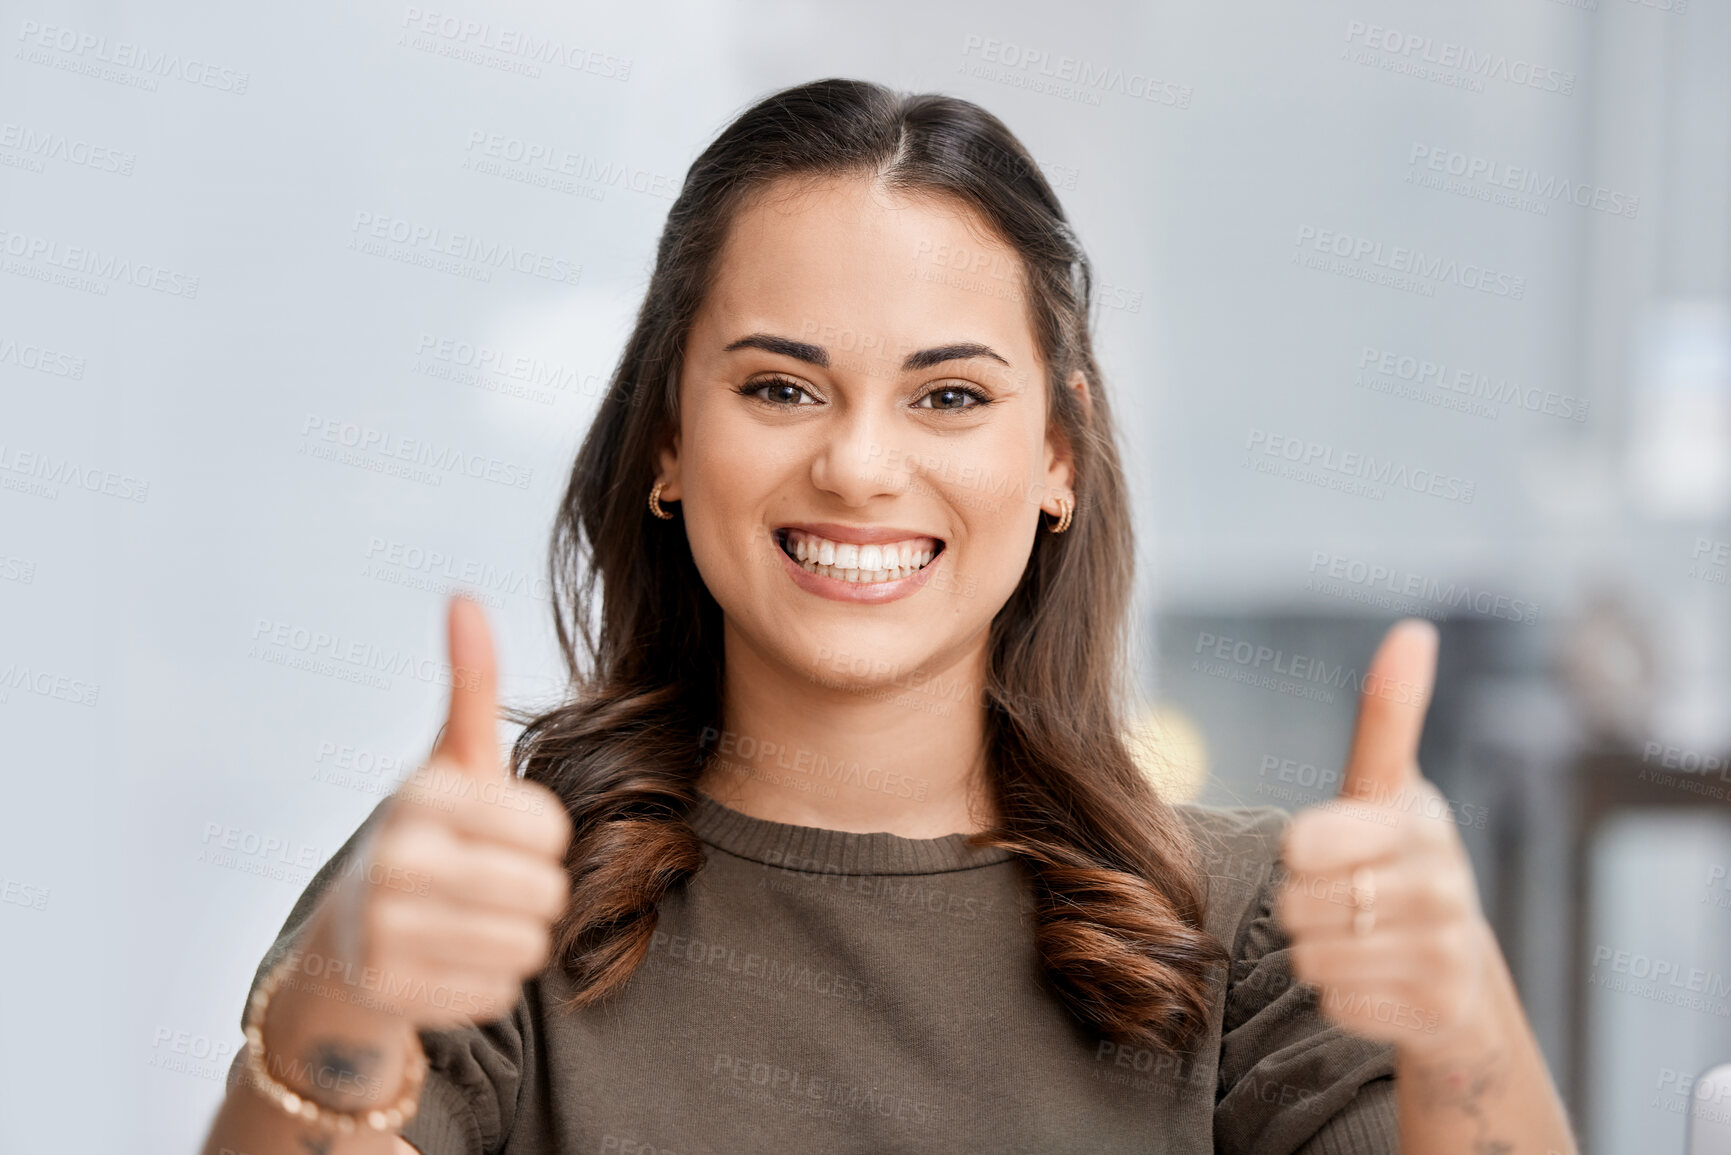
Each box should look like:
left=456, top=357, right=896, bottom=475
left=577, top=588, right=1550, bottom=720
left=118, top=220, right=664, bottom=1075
left=700, top=174, right=1038, bottom=372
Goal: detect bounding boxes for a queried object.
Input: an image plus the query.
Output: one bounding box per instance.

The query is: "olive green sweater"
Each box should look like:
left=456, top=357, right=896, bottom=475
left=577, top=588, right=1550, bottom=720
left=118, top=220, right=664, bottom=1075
left=227, top=792, right=1399, bottom=1153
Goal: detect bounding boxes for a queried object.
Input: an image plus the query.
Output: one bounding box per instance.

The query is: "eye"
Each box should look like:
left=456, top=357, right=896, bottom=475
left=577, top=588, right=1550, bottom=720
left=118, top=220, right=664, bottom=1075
left=736, top=374, right=820, bottom=406
left=914, top=384, right=991, bottom=411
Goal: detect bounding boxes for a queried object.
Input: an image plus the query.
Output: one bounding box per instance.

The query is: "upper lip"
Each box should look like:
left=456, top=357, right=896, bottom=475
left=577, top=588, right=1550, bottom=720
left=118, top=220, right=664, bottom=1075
left=776, top=521, right=944, bottom=547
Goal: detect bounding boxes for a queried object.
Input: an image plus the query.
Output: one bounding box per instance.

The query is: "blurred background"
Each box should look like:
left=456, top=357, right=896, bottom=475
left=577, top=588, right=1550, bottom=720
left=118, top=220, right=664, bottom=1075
left=1, top=1, right=1728, bottom=1151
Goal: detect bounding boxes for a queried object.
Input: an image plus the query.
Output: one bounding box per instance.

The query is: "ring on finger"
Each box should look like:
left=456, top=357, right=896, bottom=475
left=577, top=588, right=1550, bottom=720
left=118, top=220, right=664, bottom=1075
left=1348, top=865, right=1377, bottom=936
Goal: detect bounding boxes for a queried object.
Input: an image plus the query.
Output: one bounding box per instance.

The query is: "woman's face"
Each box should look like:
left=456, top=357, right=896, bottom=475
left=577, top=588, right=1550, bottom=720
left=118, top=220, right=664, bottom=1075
left=659, top=174, right=1079, bottom=699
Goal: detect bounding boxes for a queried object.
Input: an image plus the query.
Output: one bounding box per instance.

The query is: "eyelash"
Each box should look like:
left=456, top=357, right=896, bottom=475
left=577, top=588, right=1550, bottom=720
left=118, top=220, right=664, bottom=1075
left=735, top=374, right=993, bottom=411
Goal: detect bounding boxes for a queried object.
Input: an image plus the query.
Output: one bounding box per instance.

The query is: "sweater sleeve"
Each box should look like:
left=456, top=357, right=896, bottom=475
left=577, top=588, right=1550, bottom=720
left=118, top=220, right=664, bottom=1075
left=1211, top=809, right=1400, bottom=1155
left=222, top=796, right=527, bottom=1155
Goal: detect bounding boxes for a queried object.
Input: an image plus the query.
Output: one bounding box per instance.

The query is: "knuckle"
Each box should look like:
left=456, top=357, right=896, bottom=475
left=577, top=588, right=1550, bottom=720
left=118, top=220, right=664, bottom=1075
left=1442, top=922, right=1474, bottom=963
left=1414, top=875, right=1449, bottom=917
left=517, top=922, right=552, bottom=972
left=526, top=925, right=553, bottom=970
left=1438, top=879, right=1471, bottom=920
left=449, top=787, right=494, bottom=824
left=1280, top=840, right=1315, bottom=874
left=369, top=827, right=407, bottom=871
left=523, top=785, right=572, bottom=838
left=1425, top=928, right=1464, bottom=973
left=366, top=893, right=410, bottom=945
left=388, top=825, right=449, bottom=883
left=389, top=824, right=441, bottom=869
left=537, top=864, right=572, bottom=917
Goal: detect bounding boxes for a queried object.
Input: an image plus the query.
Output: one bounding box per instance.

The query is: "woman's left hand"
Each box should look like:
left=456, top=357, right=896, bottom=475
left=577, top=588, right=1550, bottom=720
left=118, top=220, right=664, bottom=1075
left=1273, top=618, right=1495, bottom=1056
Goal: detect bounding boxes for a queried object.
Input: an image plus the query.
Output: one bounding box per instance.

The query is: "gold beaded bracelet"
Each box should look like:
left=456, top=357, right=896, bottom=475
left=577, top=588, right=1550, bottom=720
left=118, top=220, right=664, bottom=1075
left=240, top=950, right=429, bottom=1136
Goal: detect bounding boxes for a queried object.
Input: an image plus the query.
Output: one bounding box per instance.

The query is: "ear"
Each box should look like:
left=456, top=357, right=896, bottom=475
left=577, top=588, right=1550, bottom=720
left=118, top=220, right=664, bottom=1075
left=656, top=432, right=683, bottom=501
left=1041, top=369, right=1088, bottom=515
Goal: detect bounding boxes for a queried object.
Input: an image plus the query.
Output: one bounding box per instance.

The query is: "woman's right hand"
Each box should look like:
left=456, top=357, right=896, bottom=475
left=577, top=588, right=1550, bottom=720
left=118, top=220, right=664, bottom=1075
left=293, top=594, right=575, bottom=1031
left=203, top=597, right=573, bottom=1153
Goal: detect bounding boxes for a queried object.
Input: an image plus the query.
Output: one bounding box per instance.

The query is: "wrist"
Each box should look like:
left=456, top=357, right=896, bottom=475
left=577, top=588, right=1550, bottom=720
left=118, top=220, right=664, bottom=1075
left=255, top=950, right=421, bottom=1111
left=1394, top=916, right=1506, bottom=1063
left=242, top=951, right=429, bottom=1134
left=268, top=948, right=414, bottom=1044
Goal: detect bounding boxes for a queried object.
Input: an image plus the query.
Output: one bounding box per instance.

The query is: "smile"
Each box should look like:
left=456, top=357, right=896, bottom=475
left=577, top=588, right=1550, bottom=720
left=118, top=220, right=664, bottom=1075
left=775, top=527, right=945, bottom=586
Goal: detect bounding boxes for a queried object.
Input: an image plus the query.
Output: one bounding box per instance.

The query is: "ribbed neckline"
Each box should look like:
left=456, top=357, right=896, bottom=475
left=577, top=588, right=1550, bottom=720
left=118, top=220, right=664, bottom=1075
left=690, top=790, right=1017, bottom=876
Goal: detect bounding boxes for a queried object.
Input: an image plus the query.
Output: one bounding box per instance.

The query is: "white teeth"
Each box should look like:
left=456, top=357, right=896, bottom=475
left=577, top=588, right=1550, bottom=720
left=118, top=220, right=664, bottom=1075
left=781, top=529, right=942, bottom=585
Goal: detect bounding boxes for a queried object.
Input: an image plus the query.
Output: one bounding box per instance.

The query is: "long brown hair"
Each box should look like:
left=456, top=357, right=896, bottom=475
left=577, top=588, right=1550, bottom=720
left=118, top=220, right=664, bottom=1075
left=505, top=77, right=1229, bottom=1053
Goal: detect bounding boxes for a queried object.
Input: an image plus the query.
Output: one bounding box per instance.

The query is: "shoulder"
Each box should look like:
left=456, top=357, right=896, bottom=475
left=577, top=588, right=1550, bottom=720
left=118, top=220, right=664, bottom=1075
left=1171, top=801, right=1291, bottom=884
left=1172, top=800, right=1290, bottom=845
left=1170, top=801, right=1292, bottom=958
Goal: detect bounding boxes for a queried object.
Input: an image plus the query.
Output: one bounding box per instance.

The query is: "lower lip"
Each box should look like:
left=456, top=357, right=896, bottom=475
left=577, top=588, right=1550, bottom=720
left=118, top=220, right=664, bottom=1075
left=774, top=538, right=944, bottom=604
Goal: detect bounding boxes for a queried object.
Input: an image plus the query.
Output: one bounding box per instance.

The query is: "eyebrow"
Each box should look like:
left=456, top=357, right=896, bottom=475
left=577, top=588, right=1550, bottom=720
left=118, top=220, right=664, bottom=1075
left=722, top=333, right=1010, bottom=372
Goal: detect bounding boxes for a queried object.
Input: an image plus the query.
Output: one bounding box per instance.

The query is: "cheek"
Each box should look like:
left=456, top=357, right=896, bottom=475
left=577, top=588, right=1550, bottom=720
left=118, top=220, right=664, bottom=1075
left=972, top=483, right=1033, bottom=531
left=678, top=449, right=825, bottom=618
left=679, top=460, right=764, bottom=594
left=952, top=498, right=1040, bottom=597
left=685, top=508, right=778, bottom=607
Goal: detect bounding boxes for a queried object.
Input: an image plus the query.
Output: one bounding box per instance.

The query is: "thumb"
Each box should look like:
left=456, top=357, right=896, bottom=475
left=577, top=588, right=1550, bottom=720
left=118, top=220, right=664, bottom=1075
left=1339, top=617, right=1437, bottom=804
left=432, top=594, right=501, bottom=775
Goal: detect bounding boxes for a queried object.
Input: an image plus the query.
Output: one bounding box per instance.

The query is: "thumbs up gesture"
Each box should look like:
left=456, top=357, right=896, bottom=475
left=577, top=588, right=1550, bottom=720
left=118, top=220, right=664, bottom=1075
left=1273, top=619, right=1492, bottom=1054
left=298, top=595, right=574, bottom=1030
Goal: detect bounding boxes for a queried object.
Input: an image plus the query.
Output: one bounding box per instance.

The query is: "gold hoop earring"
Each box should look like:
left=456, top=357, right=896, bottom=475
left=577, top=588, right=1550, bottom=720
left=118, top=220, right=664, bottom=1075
left=1047, top=495, right=1073, bottom=534
left=649, top=480, right=677, bottom=520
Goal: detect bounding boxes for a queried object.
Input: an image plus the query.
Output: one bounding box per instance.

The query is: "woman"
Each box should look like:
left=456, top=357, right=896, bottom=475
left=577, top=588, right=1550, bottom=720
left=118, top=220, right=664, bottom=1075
left=202, top=78, right=1576, bottom=1153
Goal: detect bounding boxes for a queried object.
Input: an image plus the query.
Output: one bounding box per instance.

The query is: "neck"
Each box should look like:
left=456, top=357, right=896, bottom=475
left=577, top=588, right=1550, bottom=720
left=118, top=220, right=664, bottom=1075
left=696, top=621, right=997, bottom=838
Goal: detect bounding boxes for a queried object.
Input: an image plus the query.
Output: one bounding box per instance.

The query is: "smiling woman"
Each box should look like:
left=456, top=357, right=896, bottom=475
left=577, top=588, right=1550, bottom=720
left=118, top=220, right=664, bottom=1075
left=203, top=78, right=1576, bottom=1155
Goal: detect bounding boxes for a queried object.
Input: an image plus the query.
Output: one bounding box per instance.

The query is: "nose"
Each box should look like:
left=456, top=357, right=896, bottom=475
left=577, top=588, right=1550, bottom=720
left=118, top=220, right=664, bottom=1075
left=808, top=404, right=911, bottom=508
